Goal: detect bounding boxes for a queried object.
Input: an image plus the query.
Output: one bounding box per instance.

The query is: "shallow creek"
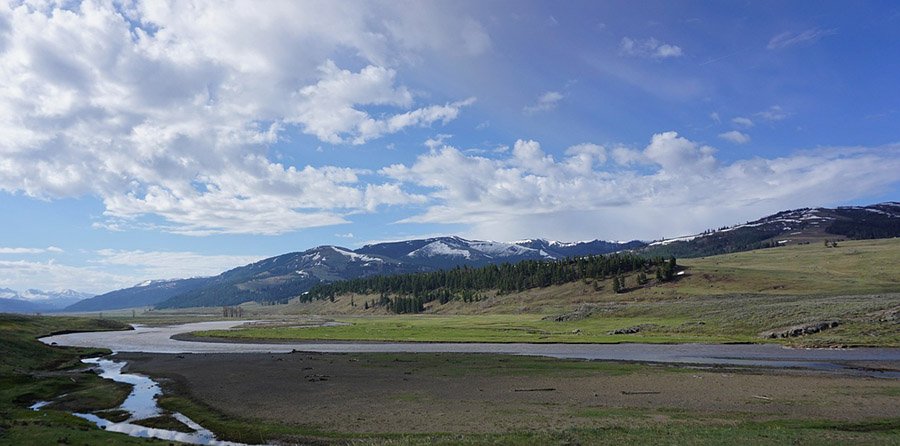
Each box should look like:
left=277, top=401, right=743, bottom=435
left=35, top=356, right=253, bottom=445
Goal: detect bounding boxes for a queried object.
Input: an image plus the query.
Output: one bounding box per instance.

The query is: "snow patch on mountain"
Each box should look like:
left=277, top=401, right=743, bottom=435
left=330, top=246, right=383, bottom=263
left=467, top=240, right=539, bottom=258
left=649, top=234, right=701, bottom=246
left=409, top=241, right=472, bottom=259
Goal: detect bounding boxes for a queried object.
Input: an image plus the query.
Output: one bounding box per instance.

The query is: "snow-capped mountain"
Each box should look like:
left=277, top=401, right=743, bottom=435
left=361, top=236, right=549, bottom=266
left=152, top=245, right=409, bottom=309
left=63, top=202, right=900, bottom=311
left=514, top=239, right=647, bottom=258
left=643, top=202, right=900, bottom=258
left=0, top=288, right=93, bottom=313
left=356, top=236, right=643, bottom=267
left=151, top=237, right=644, bottom=309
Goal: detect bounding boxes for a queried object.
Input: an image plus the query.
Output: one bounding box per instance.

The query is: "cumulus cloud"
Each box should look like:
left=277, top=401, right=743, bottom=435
left=382, top=133, right=900, bottom=241
left=523, top=91, right=564, bottom=114
left=620, top=37, right=683, bottom=59
left=644, top=131, right=717, bottom=173
left=719, top=130, right=751, bottom=144
left=0, top=1, right=482, bottom=235
left=288, top=61, right=474, bottom=144
left=767, top=28, right=836, bottom=50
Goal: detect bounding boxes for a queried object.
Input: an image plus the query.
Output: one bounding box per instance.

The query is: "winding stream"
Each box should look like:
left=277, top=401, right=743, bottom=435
left=38, top=357, right=251, bottom=445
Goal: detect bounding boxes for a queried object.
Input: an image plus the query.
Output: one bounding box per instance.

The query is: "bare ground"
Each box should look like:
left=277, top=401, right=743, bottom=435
left=117, top=352, right=900, bottom=435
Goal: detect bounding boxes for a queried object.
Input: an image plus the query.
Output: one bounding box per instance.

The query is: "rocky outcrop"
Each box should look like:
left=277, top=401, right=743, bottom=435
left=759, top=321, right=840, bottom=339
left=608, top=324, right=658, bottom=335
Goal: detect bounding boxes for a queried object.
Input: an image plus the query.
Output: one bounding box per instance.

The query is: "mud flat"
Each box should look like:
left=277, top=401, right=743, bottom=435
left=118, top=351, right=900, bottom=436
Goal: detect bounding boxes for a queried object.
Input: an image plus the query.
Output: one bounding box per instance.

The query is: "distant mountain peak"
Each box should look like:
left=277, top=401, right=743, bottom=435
left=0, top=288, right=94, bottom=313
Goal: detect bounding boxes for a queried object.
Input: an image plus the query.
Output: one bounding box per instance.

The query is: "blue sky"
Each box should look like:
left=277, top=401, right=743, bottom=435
left=1, top=0, right=898, bottom=294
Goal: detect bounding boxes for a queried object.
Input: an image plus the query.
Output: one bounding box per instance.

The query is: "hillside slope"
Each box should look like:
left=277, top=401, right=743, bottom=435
left=641, top=202, right=900, bottom=258
left=153, top=238, right=644, bottom=309
left=65, top=278, right=213, bottom=312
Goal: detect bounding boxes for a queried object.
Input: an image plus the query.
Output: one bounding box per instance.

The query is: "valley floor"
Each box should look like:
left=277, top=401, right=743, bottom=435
left=119, top=351, right=900, bottom=445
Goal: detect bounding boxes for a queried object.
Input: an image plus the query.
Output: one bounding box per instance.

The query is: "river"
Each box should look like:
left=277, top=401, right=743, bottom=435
left=41, top=320, right=900, bottom=378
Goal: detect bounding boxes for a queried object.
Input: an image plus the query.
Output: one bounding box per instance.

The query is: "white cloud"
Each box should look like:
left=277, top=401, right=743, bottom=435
left=710, top=112, right=721, bottom=123
left=424, top=134, right=453, bottom=150
left=0, top=259, right=135, bottom=295
left=564, top=143, right=607, bottom=174
left=0, top=246, right=64, bottom=254
left=731, top=117, right=754, bottom=128
left=767, top=28, right=836, bottom=50
left=757, top=105, right=790, bottom=122
left=523, top=91, right=564, bottom=114
left=620, top=37, right=683, bottom=59
left=719, top=130, right=751, bottom=144
left=287, top=61, right=474, bottom=145
left=0, top=249, right=269, bottom=294
left=94, top=249, right=264, bottom=280
left=382, top=133, right=900, bottom=241
left=610, top=146, right=650, bottom=166
left=0, top=1, right=483, bottom=236
left=644, top=131, right=717, bottom=173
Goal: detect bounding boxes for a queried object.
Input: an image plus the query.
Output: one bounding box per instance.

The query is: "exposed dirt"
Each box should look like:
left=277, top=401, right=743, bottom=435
left=118, top=352, right=900, bottom=435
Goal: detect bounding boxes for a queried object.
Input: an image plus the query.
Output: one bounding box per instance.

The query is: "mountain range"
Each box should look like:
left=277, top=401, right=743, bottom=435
left=63, top=202, right=900, bottom=312
left=642, top=202, right=900, bottom=258
left=69, top=238, right=644, bottom=311
left=0, top=288, right=93, bottom=313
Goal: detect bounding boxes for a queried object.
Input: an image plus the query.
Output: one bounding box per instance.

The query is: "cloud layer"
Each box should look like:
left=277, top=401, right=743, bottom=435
left=0, top=1, right=480, bottom=235
left=0, top=249, right=265, bottom=294
left=382, top=132, right=900, bottom=241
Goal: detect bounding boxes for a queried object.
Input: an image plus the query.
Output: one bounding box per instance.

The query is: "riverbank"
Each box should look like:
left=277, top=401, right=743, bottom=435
left=187, top=293, right=900, bottom=348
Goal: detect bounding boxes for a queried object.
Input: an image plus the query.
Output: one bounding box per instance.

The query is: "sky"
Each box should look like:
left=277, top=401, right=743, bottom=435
left=1, top=0, right=899, bottom=294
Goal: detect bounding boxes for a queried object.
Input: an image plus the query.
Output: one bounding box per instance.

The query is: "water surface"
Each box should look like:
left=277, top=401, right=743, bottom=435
left=73, top=357, right=250, bottom=445
left=41, top=321, right=900, bottom=378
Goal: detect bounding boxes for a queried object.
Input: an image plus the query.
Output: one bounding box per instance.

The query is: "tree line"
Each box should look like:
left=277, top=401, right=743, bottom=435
left=304, top=253, right=676, bottom=314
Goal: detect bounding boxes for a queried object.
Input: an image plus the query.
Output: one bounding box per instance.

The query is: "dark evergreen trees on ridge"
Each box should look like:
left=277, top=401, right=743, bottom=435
left=305, top=253, right=676, bottom=314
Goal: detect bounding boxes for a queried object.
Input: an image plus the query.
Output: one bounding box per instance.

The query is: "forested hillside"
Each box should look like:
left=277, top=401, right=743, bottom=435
left=304, top=253, right=676, bottom=314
